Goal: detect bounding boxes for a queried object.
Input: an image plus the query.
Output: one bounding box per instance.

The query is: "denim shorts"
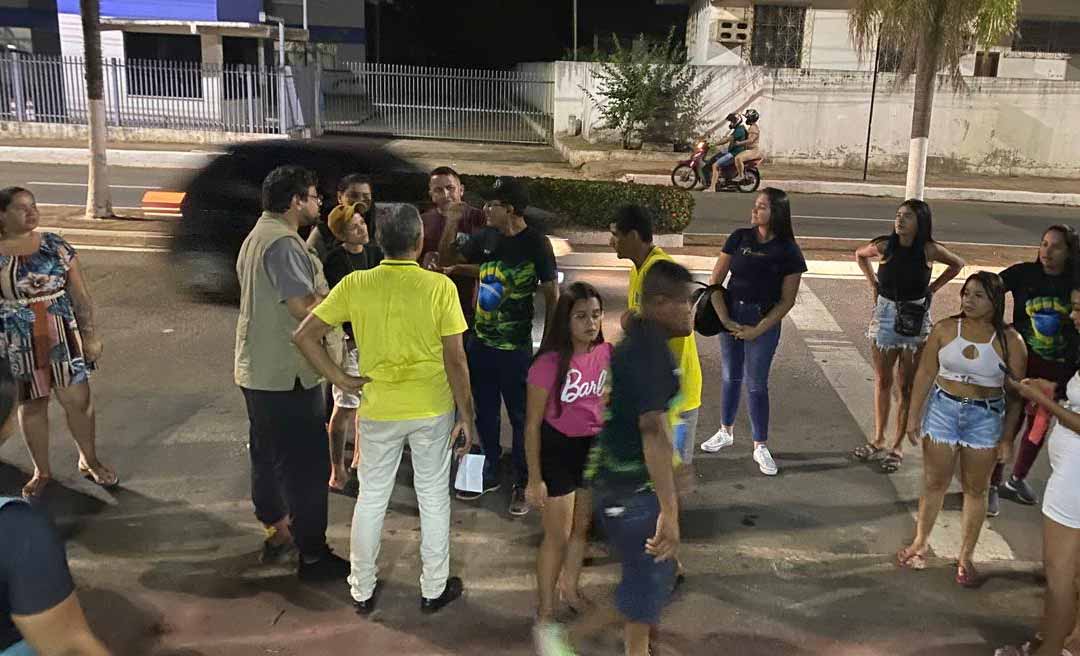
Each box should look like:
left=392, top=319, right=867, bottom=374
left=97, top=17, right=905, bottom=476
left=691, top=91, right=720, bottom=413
left=921, top=386, right=1005, bottom=450
left=0, top=640, right=36, bottom=656
left=867, top=295, right=931, bottom=351
left=595, top=490, right=675, bottom=625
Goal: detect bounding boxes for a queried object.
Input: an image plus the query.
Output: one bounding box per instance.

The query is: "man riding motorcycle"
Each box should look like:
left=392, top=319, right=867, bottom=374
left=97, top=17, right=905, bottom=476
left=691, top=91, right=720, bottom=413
left=704, top=112, right=749, bottom=192
left=734, top=108, right=763, bottom=181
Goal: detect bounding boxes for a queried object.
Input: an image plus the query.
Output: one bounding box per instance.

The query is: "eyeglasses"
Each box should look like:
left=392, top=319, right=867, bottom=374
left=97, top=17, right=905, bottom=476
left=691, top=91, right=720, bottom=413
left=305, top=194, right=323, bottom=206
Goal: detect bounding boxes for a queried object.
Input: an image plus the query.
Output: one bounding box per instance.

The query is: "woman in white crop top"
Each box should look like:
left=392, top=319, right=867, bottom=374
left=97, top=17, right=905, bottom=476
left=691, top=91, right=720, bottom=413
left=996, top=286, right=1080, bottom=656
left=896, top=272, right=1027, bottom=587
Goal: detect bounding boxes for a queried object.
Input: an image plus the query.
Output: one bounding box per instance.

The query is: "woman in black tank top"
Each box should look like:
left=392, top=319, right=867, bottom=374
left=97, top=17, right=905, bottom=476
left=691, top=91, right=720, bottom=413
left=852, top=200, right=965, bottom=472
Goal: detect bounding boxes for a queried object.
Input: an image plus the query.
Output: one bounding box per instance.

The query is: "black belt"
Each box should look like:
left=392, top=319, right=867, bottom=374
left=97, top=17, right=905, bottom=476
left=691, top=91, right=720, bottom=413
left=937, top=388, right=1003, bottom=409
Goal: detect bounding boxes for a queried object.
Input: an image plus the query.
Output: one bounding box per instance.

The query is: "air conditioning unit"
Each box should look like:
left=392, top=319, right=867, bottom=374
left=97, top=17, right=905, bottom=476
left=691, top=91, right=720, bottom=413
left=711, top=19, right=751, bottom=46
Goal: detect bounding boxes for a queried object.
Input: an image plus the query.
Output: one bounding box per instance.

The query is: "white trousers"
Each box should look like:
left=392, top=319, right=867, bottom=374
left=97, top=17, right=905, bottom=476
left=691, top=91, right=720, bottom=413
left=348, top=412, right=454, bottom=601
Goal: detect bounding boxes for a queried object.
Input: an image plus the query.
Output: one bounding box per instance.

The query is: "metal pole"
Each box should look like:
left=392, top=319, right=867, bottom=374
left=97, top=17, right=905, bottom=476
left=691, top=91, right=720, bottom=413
left=572, top=0, right=578, bottom=61
left=375, top=1, right=382, bottom=63
left=302, top=0, right=309, bottom=64
left=863, top=27, right=882, bottom=182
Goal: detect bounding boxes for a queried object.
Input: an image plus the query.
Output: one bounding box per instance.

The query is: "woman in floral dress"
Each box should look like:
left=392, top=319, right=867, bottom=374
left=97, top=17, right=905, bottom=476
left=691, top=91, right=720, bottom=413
left=0, top=187, right=116, bottom=498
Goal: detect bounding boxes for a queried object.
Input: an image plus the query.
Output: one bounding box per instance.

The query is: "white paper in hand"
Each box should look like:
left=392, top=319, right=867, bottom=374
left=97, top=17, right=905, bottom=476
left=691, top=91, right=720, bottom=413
left=454, top=453, right=485, bottom=493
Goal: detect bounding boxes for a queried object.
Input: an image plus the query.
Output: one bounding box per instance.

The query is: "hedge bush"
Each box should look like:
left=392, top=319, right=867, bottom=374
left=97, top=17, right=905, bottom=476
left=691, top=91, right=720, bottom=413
left=374, top=173, right=695, bottom=234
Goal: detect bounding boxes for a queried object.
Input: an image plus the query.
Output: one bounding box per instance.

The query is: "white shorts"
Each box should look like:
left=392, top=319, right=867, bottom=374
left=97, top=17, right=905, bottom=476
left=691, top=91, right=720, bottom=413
left=1044, top=424, right=1080, bottom=529
left=332, top=346, right=360, bottom=410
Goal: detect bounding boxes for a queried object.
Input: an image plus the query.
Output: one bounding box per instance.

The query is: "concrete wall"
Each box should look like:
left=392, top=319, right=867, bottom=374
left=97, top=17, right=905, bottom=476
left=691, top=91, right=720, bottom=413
left=552, top=60, right=1080, bottom=178
left=0, top=119, right=285, bottom=144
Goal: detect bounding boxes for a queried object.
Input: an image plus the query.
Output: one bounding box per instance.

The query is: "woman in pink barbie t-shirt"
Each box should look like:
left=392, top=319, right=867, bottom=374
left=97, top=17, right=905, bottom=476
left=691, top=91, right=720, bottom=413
left=525, top=281, right=612, bottom=622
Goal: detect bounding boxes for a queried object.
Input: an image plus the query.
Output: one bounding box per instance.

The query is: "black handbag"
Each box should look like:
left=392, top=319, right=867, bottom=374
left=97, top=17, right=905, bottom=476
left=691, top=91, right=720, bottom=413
left=893, top=299, right=928, bottom=337
left=692, top=282, right=730, bottom=337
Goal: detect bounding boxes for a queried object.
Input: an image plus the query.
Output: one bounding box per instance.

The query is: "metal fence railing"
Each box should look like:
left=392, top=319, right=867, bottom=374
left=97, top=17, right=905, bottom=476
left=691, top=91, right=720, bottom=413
left=0, top=54, right=300, bottom=134
left=321, top=63, right=554, bottom=144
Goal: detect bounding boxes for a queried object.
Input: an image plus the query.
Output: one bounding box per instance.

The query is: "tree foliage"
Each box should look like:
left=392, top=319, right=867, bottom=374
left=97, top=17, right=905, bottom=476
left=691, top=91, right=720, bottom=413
left=849, top=0, right=1019, bottom=86
left=584, top=29, right=715, bottom=149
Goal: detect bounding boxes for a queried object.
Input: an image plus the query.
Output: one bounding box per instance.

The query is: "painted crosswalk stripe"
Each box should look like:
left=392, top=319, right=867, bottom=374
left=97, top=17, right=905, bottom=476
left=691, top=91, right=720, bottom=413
left=788, top=281, right=1015, bottom=562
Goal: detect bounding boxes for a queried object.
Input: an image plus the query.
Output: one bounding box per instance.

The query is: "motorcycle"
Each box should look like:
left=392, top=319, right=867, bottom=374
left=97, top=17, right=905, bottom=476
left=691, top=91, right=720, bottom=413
left=671, top=140, right=762, bottom=193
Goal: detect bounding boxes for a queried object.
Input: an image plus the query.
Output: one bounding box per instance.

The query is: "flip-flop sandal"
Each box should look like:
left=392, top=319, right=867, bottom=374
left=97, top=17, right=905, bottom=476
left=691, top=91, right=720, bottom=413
left=851, top=443, right=886, bottom=460
left=879, top=453, right=903, bottom=473
left=956, top=562, right=979, bottom=588
left=78, top=462, right=120, bottom=489
left=21, top=474, right=51, bottom=499
left=896, top=548, right=927, bottom=570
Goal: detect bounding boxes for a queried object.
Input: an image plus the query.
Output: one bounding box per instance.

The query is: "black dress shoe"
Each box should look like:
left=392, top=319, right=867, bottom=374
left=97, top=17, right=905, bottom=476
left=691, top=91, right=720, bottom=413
left=353, top=581, right=381, bottom=616
left=420, top=576, right=463, bottom=614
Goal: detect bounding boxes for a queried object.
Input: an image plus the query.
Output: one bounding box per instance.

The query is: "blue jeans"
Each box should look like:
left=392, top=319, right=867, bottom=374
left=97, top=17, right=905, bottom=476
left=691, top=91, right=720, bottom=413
left=719, top=300, right=781, bottom=442
left=467, top=337, right=529, bottom=486
left=595, top=490, right=675, bottom=625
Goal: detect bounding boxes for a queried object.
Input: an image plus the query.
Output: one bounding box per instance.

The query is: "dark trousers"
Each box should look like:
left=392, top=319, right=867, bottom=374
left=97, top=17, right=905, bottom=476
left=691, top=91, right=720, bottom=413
left=991, top=354, right=1074, bottom=485
left=242, top=380, right=329, bottom=558
left=467, top=338, right=529, bottom=487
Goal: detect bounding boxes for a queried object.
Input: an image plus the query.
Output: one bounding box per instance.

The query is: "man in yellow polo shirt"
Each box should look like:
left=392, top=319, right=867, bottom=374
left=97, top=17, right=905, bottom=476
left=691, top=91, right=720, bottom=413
left=611, top=205, right=703, bottom=464
left=293, top=203, right=475, bottom=616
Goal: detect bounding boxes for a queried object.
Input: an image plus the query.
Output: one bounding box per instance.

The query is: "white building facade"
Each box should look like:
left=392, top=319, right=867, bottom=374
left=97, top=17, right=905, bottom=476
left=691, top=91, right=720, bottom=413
left=671, top=0, right=1080, bottom=80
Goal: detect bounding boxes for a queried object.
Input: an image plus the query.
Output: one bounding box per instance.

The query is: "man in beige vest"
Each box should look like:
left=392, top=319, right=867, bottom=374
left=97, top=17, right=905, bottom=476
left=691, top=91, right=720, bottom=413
left=234, top=165, right=349, bottom=582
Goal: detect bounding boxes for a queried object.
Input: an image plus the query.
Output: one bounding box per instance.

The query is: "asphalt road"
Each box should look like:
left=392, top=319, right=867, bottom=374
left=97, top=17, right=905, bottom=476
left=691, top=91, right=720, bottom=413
left=690, top=192, right=1078, bottom=246
left=2, top=161, right=1074, bottom=247
left=0, top=252, right=1050, bottom=655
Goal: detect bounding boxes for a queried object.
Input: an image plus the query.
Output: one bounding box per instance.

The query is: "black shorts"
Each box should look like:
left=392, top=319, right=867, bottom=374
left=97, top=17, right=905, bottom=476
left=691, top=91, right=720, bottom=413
left=540, top=421, right=595, bottom=498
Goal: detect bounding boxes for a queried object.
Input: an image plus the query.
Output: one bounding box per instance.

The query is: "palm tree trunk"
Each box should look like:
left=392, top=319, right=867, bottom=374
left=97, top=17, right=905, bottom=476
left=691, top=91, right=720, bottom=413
left=905, top=22, right=942, bottom=200
left=80, top=0, right=112, bottom=219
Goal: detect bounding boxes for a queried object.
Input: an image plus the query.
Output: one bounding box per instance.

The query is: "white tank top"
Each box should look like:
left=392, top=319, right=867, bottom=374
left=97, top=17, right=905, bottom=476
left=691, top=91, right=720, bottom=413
left=937, top=319, right=1006, bottom=388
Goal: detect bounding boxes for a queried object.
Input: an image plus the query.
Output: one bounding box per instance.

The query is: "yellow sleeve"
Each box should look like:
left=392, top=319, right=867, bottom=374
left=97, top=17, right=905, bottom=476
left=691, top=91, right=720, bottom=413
left=438, top=278, right=468, bottom=337
left=312, top=273, right=352, bottom=328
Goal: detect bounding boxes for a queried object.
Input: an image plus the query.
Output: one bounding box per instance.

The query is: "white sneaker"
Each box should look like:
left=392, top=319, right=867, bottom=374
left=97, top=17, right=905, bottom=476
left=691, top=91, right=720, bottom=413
left=753, top=444, right=778, bottom=476
left=700, top=427, right=734, bottom=452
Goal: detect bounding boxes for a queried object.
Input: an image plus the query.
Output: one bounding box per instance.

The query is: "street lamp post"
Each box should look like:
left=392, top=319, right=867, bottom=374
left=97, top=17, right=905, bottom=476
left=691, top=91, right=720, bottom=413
left=863, top=26, right=882, bottom=182
left=261, top=12, right=288, bottom=135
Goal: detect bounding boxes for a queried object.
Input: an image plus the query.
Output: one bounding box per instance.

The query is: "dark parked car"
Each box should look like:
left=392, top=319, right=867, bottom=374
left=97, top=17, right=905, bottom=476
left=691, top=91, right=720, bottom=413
left=171, top=139, right=425, bottom=300
left=171, top=138, right=567, bottom=301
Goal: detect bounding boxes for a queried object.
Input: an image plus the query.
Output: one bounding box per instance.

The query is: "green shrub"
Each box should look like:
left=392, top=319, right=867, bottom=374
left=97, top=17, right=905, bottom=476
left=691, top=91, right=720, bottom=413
left=375, top=172, right=694, bottom=234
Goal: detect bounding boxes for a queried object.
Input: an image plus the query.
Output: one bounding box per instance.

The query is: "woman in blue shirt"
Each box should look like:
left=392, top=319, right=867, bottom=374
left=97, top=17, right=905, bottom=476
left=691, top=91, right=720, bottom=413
left=700, top=188, right=807, bottom=476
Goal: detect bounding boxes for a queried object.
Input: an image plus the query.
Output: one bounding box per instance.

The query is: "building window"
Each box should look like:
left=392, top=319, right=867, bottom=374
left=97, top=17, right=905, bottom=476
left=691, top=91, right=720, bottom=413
left=749, top=4, right=806, bottom=68
left=123, top=32, right=202, bottom=97
left=1013, top=19, right=1080, bottom=54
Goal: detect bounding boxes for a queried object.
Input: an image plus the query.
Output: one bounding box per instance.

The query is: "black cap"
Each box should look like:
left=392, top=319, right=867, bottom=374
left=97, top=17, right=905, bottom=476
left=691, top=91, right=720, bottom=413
left=484, top=176, right=529, bottom=214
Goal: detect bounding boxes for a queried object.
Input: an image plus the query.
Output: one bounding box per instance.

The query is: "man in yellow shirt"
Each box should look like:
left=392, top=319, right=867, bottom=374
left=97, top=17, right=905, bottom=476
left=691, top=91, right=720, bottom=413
left=610, top=205, right=703, bottom=464
left=293, top=203, right=476, bottom=616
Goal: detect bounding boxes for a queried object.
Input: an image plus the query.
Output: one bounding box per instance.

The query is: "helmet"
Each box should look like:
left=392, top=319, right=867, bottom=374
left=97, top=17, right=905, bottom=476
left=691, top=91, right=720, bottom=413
left=725, top=112, right=743, bottom=127
left=744, top=108, right=760, bottom=124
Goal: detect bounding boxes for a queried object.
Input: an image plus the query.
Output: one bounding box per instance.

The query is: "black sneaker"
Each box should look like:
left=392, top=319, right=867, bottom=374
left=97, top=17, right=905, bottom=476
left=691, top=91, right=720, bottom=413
left=508, top=485, right=529, bottom=516
left=297, top=548, right=350, bottom=582
left=420, top=576, right=463, bottom=614
left=987, top=486, right=1001, bottom=517
left=455, top=479, right=500, bottom=501
left=1004, top=476, right=1039, bottom=506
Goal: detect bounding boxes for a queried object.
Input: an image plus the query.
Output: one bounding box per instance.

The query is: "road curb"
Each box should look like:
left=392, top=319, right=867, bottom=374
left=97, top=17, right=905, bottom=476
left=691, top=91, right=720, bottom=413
left=621, top=173, right=1080, bottom=207
left=559, top=251, right=1001, bottom=278
left=0, top=146, right=220, bottom=169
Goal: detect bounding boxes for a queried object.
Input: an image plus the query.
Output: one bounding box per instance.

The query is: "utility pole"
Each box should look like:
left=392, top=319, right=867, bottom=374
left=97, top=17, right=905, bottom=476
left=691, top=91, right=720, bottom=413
left=80, top=0, right=112, bottom=218
left=572, top=0, right=579, bottom=60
